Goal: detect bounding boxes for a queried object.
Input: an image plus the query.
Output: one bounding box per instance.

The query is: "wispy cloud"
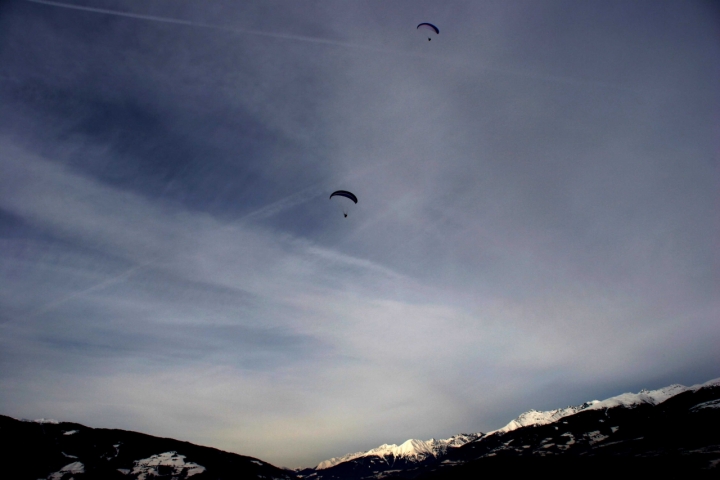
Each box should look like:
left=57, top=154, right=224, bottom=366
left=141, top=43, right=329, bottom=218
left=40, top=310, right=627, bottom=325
left=24, top=0, right=391, bottom=52
left=241, top=184, right=326, bottom=222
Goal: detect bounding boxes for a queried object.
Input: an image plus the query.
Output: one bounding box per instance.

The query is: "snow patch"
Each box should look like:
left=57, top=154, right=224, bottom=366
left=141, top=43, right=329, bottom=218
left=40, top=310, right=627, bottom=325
left=103, top=443, right=121, bottom=461
left=47, top=461, right=84, bottom=480
left=63, top=430, right=79, bottom=436
left=62, top=452, right=78, bottom=459
left=690, top=399, right=720, bottom=411
left=586, top=431, right=608, bottom=445
left=131, top=451, right=205, bottom=479
left=23, top=418, right=59, bottom=424
left=561, top=436, right=575, bottom=446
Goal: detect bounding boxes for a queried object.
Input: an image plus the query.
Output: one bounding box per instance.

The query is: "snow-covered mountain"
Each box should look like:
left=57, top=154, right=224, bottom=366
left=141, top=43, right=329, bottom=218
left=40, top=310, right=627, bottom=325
left=296, top=434, right=484, bottom=480
left=315, top=434, right=483, bottom=470
left=301, top=378, right=720, bottom=479
left=3, top=377, right=718, bottom=479
left=486, top=379, right=715, bottom=436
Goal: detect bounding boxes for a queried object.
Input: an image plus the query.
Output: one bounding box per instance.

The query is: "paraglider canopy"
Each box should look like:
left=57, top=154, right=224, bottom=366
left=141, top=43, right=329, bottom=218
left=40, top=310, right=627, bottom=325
left=417, top=23, right=439, bottom=40
left=329, top=190, right=358, bottom=203
left=329, top=190, right=357, bottom=218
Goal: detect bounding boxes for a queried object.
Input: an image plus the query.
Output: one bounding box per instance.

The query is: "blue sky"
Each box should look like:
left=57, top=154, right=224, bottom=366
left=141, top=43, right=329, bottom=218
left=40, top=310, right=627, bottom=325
left=1, top=0, right=719, bottom=468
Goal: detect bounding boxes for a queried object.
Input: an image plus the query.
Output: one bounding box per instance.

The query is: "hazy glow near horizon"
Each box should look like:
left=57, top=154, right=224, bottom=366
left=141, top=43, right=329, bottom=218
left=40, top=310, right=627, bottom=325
left=0, top=0, right=718, bottom=468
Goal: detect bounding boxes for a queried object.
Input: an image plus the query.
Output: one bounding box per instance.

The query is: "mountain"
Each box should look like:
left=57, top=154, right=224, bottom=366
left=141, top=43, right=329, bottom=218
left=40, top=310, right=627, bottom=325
left=300, top=378, right=720, bottom=479
left=3, top=377, right=719, bottom=479
left=0, top=415, right=296, bottom=480
left=314, top=434, right=483, bottom=469
left=295, top=434, right=482, bottom=480
left=484, top=381, right=693, bottom=436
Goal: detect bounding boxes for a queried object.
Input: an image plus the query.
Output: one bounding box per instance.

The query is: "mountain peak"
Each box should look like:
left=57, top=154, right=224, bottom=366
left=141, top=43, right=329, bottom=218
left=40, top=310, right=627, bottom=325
left=314, top=433, right=483, bottom=470
left=487, top=402, right=599, bottom=436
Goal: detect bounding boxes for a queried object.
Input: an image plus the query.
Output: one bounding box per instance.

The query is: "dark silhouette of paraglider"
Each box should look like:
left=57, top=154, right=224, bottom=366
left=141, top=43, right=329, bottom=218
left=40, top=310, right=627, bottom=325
left=330, top=190, right=357, bottom=218
left=417, top=22, right=439, bottom=41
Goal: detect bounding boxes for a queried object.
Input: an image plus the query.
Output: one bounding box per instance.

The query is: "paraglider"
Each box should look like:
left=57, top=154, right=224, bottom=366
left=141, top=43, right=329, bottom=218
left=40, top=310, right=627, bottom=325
left=417, top=22, right=439, bottom=41
left=329, top=190, right=357, bottom=218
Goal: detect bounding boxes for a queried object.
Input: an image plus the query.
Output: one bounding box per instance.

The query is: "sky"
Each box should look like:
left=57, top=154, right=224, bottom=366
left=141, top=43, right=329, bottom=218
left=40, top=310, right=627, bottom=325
left=1, top=0, right=719, bottom=469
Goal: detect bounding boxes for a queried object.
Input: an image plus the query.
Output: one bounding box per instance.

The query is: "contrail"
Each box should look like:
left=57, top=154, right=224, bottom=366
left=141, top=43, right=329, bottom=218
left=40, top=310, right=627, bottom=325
left=24, top=0, right=384, bottom=52
left=241, top=183, right=325, bottom=222
left=22, top=1, right=665, bottom=94
left=14, top=261, right=153, bottom=322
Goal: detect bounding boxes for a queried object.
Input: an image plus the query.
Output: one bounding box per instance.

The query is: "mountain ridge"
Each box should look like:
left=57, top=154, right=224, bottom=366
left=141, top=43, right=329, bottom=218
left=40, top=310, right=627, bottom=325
left=483, top=378, right=719, bottom=437
left=0, top=415, right=295, bottom=480
left=301, top=377, right=720, bottom=478
left=2, top=377, right=718, bottom=479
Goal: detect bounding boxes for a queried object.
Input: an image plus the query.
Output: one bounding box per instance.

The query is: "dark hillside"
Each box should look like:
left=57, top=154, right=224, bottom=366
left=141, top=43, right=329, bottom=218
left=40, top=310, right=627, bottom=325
left=0, top=415, right=296, bottom=480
